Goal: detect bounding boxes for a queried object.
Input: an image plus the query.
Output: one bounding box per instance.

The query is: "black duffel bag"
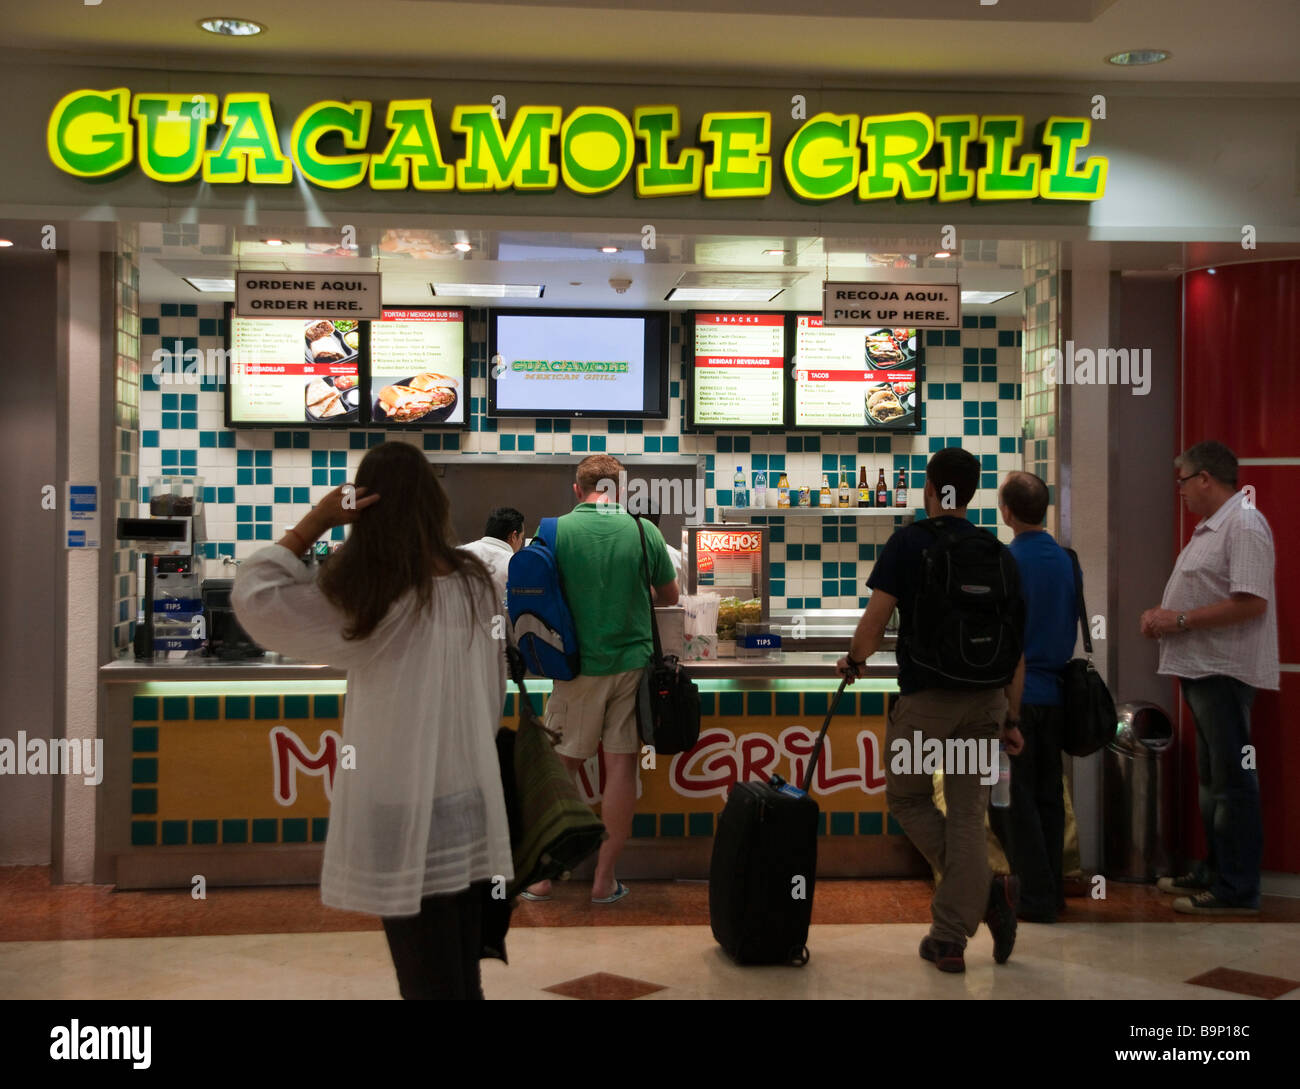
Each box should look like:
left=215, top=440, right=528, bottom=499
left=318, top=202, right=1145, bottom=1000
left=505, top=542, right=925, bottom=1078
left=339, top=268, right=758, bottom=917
left=1062, top=549, right=1118, bottom=757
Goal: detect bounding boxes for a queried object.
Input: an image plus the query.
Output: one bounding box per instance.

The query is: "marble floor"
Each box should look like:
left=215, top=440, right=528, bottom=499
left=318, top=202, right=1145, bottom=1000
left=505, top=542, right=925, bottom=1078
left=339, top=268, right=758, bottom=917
left=2, top=868, right=1298, bottom=1000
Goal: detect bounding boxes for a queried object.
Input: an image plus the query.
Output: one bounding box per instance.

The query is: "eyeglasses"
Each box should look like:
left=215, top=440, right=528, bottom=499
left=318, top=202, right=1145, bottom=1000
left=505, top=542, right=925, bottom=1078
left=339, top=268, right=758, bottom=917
left=1175, top=471, right=1204, bottom=488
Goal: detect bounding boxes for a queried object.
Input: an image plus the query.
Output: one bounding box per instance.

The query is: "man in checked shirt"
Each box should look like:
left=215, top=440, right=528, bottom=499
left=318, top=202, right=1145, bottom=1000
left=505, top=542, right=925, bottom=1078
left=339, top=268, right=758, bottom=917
left=1140, top=440, right=1279, bottom=915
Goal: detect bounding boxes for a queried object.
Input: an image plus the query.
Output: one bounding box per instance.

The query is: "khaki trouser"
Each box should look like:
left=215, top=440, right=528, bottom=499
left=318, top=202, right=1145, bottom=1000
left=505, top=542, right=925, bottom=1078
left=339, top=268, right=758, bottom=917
left=886, top=687, right=1006, bottom=946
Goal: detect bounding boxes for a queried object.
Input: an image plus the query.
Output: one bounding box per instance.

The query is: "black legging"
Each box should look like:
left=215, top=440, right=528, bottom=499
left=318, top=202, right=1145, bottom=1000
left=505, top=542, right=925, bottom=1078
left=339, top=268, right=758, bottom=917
left=381, top=882, right=487, bottom=1000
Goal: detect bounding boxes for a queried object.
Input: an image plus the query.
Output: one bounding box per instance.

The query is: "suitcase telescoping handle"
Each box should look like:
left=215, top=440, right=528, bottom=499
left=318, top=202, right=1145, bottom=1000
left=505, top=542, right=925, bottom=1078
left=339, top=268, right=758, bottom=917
left=800, top=677, right=850, bottom=794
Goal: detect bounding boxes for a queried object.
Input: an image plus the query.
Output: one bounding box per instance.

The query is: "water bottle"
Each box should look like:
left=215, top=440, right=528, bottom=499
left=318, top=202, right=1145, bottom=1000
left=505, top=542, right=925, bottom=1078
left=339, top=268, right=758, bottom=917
left=753, top=470, right=767, bottom=508
left=733, top=465, right=748, bottom=509
left=991, top=748, right=1011, bottom=808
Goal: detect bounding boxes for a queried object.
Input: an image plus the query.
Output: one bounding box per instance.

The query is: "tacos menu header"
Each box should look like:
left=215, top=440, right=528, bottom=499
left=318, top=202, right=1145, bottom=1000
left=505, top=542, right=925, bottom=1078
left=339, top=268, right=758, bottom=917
left=47, top=90, right=1108, bottom=202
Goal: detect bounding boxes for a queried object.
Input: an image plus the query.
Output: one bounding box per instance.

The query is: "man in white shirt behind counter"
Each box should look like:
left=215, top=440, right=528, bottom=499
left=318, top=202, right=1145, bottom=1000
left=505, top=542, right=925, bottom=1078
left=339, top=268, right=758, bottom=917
left=1140, top=440, right=1279, bottom=916
left=460, top=507, right=525, bottom=608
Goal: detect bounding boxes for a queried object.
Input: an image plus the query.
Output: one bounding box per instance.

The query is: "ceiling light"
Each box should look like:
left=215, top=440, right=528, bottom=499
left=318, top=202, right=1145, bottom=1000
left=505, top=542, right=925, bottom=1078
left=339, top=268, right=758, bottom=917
left=183, top=277, right=237, bottom=293
left=1207, top=268, right=1217, bottom=275
left=666, top=287, right=786, bottom=303
left=599, top=246, right=620, bottom=254
left=960, top=290, right=1017, bottom=305
left=762, top=248, right=788, bottom=256
left=0, top=239, right=13, bottom=248
left=452, top=241, right=473, bottom=253
left=263, top=238, right=285, bottom=246
left=199, top=18, right=264, bottom=36
left=933, top=252, right=951, bottom=259
left=430, top=282, right=544, bottom=298
left=1106, top=49, right=1169, bottom=66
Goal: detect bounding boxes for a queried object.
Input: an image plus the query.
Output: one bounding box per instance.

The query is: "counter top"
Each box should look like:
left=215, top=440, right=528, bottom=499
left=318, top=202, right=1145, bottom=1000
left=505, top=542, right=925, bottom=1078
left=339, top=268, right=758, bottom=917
left=100, top=650, right=898, bottom=684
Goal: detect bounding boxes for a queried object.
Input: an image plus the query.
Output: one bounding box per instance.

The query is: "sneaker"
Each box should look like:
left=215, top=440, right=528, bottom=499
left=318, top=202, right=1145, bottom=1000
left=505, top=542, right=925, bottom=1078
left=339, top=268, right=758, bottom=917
left=1157, top=872, right=1211, bottom=896
left=1172, top=891, right=1260, bottom=916
left=985, top=874, right=1020, bottom=963
left=919, top=936, right=966, bottom=973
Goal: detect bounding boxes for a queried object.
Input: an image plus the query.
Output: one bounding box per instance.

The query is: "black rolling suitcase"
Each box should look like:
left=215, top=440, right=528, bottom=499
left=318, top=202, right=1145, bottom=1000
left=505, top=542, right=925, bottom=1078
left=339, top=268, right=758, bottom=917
left=709, top=678, right=848, bottom=966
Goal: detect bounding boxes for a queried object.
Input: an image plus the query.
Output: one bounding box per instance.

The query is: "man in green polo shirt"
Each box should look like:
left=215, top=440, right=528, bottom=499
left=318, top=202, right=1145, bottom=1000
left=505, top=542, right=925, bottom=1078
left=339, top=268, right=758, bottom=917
left=522, top=455, right=678, bottom=905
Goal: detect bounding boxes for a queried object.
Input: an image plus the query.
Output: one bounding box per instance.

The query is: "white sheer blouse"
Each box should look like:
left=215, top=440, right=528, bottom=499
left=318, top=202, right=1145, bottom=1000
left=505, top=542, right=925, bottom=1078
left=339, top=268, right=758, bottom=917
left=233, top=545, right=513, bottom=917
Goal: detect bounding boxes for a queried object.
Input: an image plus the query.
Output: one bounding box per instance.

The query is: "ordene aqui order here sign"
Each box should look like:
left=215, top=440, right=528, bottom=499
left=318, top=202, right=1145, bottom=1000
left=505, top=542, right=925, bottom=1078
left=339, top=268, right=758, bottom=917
left=46, top=90, right=1108, bottom=203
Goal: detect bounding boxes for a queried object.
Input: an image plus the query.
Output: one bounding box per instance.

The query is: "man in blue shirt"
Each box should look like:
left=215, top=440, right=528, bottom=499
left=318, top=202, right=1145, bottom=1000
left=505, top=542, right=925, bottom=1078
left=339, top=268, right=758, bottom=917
left=992, top=472, right=1078, bottom=923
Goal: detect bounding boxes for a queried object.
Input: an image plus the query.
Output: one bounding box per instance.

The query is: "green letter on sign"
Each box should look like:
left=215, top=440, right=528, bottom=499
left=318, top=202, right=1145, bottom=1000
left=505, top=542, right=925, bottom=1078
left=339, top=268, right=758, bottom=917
left=369, top=100, right=452, bottom=190
left=452, top=105, right=562, bottom=190
left=976, top=116, right=1040, bottom=200
left=934, top=115, right=977, bottom=202
left=561, top=107, right=634, bottom=194
left=858, top=112, right=937, bottom=200
left=1039, top=117, right=1107, bottom=200
left=132, top=94, right=217, bottom=183
left=48, top=88, right=133, bottom=178
left=291, top=100, right=372, bottom=189
left=783, top=113, right=859, bottom=201
left=202, top=93, right=292, bottom=184
left=700, top=112, right=772, bottom=198
left=633, top=107, right=703, bottom=197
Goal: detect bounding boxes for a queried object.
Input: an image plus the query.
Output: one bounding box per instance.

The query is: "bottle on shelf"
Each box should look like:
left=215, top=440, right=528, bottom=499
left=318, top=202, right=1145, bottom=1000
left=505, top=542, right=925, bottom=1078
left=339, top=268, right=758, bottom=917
left=798, top=482, right=811, bottom=507
left=777, top=472, right=791, bottom=508
left=753, top=470, right=767, bottom=508
left=819, top=474, right=832, bottom=508
left=876, top=468, right=888, bottom=507
left=857, top=466, right=869, bottom=507
left=838, top=471, right=850, bottom=508
left=733, top=465, right=748, bottom=509
left=895, top=468, right=909, bottom=508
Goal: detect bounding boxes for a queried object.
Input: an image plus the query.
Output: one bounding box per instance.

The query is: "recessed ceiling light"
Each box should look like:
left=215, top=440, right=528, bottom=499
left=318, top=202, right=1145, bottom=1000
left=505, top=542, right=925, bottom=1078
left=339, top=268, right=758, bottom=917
left=599, top=246, right=620, bottom=254
left=263, top=238, right=285, bottom=246
left=0, top=239, right=13, bottom=248
left=933, top=252, right=952, bottom=259
left=960, top=290, right=1017, bottom=305
left=762, top=248, right=788, bottom=256
left=199, top=18, right=265, bottom=37
left=666, top=287, right=785, bottom=302
left=453, top=241, right=473, bottom=253
left=1207, top=268, right=1217, bottom=275
left=183, top=277, right=236, bottom=293
left=430, top=282, right=544, bottom=298
left=1106, top=49, right=1169, bottom=66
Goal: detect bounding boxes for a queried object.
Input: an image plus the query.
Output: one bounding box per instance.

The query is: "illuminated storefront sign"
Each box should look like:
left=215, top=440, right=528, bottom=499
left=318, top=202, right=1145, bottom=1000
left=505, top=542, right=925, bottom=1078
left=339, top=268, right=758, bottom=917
left=47, top=89, right=1108, bottom=202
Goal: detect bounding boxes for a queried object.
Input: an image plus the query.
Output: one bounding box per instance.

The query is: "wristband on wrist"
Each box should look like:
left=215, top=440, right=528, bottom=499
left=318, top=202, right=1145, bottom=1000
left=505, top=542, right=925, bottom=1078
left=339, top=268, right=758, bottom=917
left=845, top=651, right=864, bottom=671
left=283, top=527, right=310, bottom=555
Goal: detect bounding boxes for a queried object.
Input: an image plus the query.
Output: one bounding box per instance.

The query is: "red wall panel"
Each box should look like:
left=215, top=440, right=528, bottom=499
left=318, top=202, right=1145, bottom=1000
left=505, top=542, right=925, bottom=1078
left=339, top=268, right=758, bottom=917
left=1183, top=261, right=1300, bottom=458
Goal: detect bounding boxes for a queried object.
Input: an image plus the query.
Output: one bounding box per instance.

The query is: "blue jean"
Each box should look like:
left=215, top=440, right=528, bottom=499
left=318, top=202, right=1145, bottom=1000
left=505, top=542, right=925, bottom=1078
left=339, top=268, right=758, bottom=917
left=1180, top=675, right=1261, bottom=906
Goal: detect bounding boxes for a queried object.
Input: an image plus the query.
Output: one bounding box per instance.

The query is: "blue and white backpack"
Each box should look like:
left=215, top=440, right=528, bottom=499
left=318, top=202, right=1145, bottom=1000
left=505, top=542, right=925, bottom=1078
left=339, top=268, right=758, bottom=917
left=506, top=517, right=580, bottom=680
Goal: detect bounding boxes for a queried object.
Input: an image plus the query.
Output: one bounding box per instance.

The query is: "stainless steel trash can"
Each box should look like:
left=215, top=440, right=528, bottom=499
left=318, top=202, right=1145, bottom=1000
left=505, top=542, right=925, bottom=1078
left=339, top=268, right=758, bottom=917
left=1101, top=702, right=1176, bottom=882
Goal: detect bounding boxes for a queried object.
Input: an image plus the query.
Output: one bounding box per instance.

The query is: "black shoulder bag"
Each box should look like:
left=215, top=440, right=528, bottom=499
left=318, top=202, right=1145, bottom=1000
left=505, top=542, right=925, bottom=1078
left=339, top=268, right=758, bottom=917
left=1061, top=549, right=1119, bottom=757
left=634, top=516, right=701, bottom=756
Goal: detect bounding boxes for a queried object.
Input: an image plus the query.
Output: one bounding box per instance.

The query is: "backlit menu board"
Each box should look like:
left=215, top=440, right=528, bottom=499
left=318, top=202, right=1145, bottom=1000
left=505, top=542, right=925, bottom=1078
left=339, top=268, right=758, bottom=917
left=793, top=316, right=919, bottom=430
left=368, top=309, right=467, bottom=427
left=690, top=312, right=786, bottom=428
left=229, top=316, right=361, bottom=426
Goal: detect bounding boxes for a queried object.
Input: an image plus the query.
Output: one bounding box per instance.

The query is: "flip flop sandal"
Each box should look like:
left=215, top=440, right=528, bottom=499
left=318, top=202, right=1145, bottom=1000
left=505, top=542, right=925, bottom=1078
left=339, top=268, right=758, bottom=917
left=518, top=890, right=552, bottom=902
left=591, top=881, right=629, bottom=904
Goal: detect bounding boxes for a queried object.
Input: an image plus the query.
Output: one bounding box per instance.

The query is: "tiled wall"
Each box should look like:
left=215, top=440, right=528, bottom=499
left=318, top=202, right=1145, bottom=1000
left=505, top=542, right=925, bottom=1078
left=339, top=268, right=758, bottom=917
left=1022, top=241, right=1060, bottom=536
left=111, top=232, right=142, bottom=654
left=135, top=304, right=1024, bottom=628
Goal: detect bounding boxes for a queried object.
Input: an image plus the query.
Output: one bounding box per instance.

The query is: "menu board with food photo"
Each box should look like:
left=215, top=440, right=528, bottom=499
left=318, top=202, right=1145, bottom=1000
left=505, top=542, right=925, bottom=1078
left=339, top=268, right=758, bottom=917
left=793, top=315, right=919, bottom=430
left=228, top=316, right=361, bottom=426
left=689, top=312, right=786, bottom=428
left=368, top=309, right=466, bottom=427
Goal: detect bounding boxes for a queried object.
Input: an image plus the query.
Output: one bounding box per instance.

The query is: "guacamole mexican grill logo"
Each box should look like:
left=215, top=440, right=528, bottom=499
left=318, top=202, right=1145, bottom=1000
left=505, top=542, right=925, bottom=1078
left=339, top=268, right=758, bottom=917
left=698, top=531, right=761, bottom=553
left=46, top=91, right=1108, bottom=203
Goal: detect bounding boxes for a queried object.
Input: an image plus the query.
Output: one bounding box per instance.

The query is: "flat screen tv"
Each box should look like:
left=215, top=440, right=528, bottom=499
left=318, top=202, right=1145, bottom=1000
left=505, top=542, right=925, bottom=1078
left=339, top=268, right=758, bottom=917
left=366, top=308, right=469, bottom=429
left=487, top=308, right=670, bottom=419
left=790, top=315, right=922, bottom=432
left=225, top=305, right=364, bottom=428
left=686, top=311, right=787, bottom=431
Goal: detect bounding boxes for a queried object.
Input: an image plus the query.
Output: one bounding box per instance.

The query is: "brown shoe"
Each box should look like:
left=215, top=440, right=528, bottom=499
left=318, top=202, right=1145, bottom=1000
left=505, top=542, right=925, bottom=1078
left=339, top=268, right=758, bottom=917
left=919, top=936, right=966, bottom=973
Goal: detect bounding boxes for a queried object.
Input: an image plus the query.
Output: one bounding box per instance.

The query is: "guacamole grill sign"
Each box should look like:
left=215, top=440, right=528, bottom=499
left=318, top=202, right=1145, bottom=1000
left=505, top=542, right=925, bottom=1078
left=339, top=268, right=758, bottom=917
left=46, top=90, right=1108, bottom=203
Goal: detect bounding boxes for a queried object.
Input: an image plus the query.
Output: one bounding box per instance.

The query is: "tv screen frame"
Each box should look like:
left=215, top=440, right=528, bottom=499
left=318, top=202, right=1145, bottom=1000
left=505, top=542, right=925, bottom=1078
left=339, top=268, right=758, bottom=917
left=366, top=306, right=472, bottom=431
left=486, top=307, right=670, bottom=420
left=223, top=302, right=369, bottom=430
left=787, top=313, right=924, bottom=434
left=684, top=309, right=791, bottom=433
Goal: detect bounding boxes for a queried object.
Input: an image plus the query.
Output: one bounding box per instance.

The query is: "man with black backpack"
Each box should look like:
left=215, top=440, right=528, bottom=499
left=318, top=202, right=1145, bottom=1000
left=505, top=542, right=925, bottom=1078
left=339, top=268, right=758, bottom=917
left=838, top=448, right=1026, bottom=974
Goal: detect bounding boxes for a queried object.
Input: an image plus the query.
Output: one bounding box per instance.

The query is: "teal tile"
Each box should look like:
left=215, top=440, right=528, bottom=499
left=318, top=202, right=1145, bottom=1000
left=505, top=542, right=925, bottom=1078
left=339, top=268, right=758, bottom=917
left=313, top=694, right=340, bottom=718
left=132, top=696, right=159, bottom=721
left=830, top=812, right=855, bottom=836
left=161, top=820, right=188, bottom=845
left=224, top=695, right=250, bottom=719
left=859, top=692, right=885, bottom=715
left=132, top=726, right=159, bottom=753
left=746, top=692, right=772, bottom=716
left=283, top=694, right=310, bottom=719
left=887, top=814, right=905, bottom=835
left=700, top=691, right=715, bottom=715
left=659, top=813, right=685, bottom=837
left=775, top=691, right=799, bottom=717
left=192, top=820, right=218, bottom=845
left=131, top=757, right=158, bottom=784
left=719, top=692, right=743, bottom=716
left=162, top=696, right=189, bottom=721
left=193, top=696, right=220, bottom=720
left=631, top=813, right=656, bottom=839
left=132, top=788, right=158, bottom=815
left=282, top=818, right=308, bottom=843
left=251, top=819, right=278, bottom=843
left=254, top=695, right=280, bottom=719
left=688, top=812, right=714, bottom=837
left=805, top=691, right=829, bottom=716
left=222, top=819, right=248, bottom=844
left=859, top=812, right=883, bottom=834
left=816, top=813, right=826, bottom=836
left=312, top=818, right=329, bottom=842
left=131, top=821, right=157, bottom=846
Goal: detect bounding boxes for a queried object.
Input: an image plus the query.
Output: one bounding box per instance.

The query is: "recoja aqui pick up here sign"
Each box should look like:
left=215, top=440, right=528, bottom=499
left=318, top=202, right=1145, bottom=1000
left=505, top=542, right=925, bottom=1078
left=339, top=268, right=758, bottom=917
left=236, top=272, right=382, bottom=319
left=822, top=282, right=960, bottom=328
